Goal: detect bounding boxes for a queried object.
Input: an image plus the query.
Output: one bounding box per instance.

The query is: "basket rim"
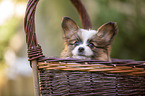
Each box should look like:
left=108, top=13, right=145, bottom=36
left=37, top=57, right=145, bottom=76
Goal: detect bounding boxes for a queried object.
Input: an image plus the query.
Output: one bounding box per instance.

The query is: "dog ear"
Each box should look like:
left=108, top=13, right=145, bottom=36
left=61, top=17, right=79, bottom=38
left=97, top=22, right=118, bottom=44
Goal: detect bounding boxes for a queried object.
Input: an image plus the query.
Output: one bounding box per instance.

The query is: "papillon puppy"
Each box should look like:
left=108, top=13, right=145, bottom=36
left=61, top=17, right=118, bottom=61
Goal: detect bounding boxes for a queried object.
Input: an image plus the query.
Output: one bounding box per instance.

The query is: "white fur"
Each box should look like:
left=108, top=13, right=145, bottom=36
left=80, top=29, right=97, bottom=43
left=72, top=29, right=97, bottom=59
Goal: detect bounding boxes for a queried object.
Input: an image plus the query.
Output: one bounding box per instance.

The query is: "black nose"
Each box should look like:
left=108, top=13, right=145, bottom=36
left=78, top=47, right=84, bottom=52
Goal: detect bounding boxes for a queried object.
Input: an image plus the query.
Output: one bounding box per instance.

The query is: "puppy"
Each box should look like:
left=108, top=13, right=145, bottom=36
left=61, top=17, right=118, bottom=61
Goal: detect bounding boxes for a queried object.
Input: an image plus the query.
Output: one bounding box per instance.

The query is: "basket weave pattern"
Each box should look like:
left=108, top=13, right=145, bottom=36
left=38, top=58, right=145, bottom=95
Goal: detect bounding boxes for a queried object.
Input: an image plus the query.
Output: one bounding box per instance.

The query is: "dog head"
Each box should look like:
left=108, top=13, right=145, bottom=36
left=61, top=17, right=118, bottom=61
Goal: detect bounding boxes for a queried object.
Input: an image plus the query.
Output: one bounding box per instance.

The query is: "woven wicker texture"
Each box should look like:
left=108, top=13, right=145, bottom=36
left=38, top=58, right=145, bottom=95
left=38, top=58, right=145, bottom=76
left=39, top=70, right=145, bottom=95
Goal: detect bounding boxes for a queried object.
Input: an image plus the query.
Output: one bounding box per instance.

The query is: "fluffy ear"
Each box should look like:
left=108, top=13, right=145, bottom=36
left=61, top=17, right=79, bottom=38
left=97, top=22, right=118, bottom=44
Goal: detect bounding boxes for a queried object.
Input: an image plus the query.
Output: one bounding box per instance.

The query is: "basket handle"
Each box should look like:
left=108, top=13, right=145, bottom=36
left=70, top=0, right=92, bottom=29
left=24, top=0, right=44, bottom=61
left=24, top=0, right=39, bottom=48
left=24, top=1, right=41, bottom=96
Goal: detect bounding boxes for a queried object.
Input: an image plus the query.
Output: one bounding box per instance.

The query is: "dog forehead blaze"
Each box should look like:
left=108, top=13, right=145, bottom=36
left=78, top=29, right=97, bottom=43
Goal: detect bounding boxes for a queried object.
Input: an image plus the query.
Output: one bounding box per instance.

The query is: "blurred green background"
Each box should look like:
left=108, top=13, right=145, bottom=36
left=0, top=0, right=145, bottom=96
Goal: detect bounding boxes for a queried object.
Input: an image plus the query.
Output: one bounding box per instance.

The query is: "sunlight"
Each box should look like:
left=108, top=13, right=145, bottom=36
left=0, top=0, right=14, bottom=25
left=0, top=0, right=26, bottom=25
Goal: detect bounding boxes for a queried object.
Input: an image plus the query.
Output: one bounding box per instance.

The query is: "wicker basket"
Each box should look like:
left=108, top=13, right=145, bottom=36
left=24, top=0, right=145, bottom=96
left=37, top=58, right=145, bottom=95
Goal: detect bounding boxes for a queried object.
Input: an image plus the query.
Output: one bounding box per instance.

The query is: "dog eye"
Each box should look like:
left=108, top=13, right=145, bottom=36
left=74, top=41, right=79, bottom=46
left=88, top=43, right=94, bottom=48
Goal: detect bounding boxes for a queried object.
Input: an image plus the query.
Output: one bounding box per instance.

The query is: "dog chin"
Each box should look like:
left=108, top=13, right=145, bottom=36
left=72, top=55, right=91, bottom=60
